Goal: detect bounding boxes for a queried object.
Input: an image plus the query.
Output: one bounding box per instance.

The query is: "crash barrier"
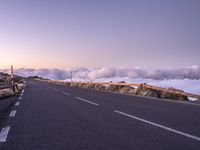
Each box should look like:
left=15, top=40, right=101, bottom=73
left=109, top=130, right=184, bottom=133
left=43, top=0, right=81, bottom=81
left=0, top=84, right=18, bottom=93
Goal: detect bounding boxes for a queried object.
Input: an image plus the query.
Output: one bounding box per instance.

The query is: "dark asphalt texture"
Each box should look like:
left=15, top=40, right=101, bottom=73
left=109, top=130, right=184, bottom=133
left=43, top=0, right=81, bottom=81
left=0, top=79, right=200, bottom=150
left=0, top=96, right=16, bottom=128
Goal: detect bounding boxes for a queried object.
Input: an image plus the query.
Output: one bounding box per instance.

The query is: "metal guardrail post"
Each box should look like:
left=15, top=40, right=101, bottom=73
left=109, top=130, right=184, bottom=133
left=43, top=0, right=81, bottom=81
left=0, top=84, right=18, bottom=93
left=12, top=85, right=15, bottom=93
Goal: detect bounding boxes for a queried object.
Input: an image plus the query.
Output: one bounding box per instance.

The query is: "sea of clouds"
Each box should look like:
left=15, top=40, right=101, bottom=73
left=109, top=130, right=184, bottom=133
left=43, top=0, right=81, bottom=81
left=1, top=65, right=200, bottom=95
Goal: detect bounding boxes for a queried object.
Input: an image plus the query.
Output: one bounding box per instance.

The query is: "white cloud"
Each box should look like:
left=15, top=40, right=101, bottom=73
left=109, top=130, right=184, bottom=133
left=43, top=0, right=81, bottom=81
left=1, top=65, right=200, bottom=80
left=1, top=65, right=200, bottom=95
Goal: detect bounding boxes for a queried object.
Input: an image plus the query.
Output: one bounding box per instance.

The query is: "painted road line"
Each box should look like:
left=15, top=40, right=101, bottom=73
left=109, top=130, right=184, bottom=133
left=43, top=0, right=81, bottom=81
left=15, top=102, right=20, bottom=106
left=75, top=97, right=99, bottom=106
left=9, top=110, right=17, bottom=117
left=114, top=110, right=200, bottom=142
left=54, top=89, right=59, bottom=92
left=19, top=97, right=22, bottom=100
left=61, top=92, right=71, bottom=96
left=0, top=126, right=10, bottom=142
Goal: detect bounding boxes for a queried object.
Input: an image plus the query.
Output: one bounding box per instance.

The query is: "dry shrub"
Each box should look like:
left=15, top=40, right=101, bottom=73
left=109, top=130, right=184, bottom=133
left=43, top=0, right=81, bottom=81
left=94, top=84, right=106, bottom=91
left=119, top=86, right=136, bottom=95
left=135, top=86, right=188, bottom=100
left=0, top=88, right=14, bottom=99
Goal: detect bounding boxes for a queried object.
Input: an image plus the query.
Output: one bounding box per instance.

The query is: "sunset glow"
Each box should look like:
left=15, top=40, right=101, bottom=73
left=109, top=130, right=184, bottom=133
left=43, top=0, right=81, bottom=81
left=0, top=0, right=199, bottom=69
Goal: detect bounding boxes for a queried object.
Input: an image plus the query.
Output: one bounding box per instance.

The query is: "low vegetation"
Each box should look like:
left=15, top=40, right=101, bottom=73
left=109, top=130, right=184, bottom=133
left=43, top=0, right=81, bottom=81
left=36, top=77, right=190, bottom=101
left=0, top=72, right=25, bottom=99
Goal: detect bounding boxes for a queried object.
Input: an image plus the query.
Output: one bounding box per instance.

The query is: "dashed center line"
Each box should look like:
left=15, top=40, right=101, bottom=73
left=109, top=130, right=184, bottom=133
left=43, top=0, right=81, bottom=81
left=15, top=102, right=20, bottom=106
left=61, top=92, right=71, bottom=96
left=114, top=110, right=200, bottom=142
left=0, top=126, right=10, bottom=142
left=75, top=97, right=99, bottom=106
left=9, top=110, right=17, bottom=117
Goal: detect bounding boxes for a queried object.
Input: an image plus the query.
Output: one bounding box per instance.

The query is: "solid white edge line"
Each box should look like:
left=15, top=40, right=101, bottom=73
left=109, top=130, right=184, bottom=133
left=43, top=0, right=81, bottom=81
left=61, top=92, right=71, bottom=96
left=9, top=110, right=17, bottom=117
left=0, top=126, right=10, bottom=142
left=75, top=97, right=99, bottom=106
left=15, top=102, right=20, bottom=106
left=114, top=110, right=200, bottom=142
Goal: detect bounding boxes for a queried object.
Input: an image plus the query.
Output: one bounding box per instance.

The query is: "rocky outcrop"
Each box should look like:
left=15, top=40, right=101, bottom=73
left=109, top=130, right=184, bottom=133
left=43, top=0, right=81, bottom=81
left=0, top=73, right=25, bottom=99
left=135, top=86, right=188, bottom=100
left=41, top=80, right=189, bottom=101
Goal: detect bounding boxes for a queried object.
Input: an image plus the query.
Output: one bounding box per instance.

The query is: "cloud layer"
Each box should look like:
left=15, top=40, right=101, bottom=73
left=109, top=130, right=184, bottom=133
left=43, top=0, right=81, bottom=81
left=1, top=65, right=200, bottom=80
left=1, top=65, right=200, bottom=95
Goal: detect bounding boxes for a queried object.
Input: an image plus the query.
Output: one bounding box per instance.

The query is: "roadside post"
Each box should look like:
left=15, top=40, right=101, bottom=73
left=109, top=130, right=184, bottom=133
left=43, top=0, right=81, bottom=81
left=11, top=65, right=15, bottom=93
left=71, top=71, right=73, bottom=82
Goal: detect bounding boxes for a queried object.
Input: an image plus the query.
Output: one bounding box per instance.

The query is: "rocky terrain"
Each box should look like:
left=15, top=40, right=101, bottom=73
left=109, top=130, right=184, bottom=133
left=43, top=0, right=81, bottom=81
left=41, top=79, right=190, bottom=101
left=0, top=72, right=25, bottom=99
left=0, top=72, right=10, bottom=86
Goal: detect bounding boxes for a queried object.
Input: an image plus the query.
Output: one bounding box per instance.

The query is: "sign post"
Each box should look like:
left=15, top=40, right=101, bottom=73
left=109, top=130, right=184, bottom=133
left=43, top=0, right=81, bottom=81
left=71, top=71, right=73, bottom=82
left=11, top=65, right=15, bottom=93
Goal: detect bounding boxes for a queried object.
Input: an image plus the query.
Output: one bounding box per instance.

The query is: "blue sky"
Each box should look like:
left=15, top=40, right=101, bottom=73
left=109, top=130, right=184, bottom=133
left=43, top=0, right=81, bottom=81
left=0, top=0, right=199, bottom=69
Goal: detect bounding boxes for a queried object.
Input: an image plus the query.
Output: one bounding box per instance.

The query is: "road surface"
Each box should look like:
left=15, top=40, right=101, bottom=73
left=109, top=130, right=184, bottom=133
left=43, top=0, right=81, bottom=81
left=0, top=79, right=200, bottom=150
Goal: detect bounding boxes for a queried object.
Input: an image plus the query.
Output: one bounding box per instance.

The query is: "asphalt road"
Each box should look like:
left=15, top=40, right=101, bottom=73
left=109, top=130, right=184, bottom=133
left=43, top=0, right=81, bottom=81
left=0, top=79, right=200, bottom=150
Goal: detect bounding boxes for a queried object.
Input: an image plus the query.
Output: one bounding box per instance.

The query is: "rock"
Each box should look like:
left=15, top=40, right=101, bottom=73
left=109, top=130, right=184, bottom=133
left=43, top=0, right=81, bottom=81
left=71, top=82, right=80, bottom=87
left=161, top=92, right=188, bottom=100
left=136, top=86, right=161, bottom=98
left=135, top=86, right=188, bottom=100
left=119, top=86, right=136, bottom=95
left=64, top=82, right=71, bottom=86
left=85, top=84, right=96, bottom=89
left=94, top=84, right=106, bottom=91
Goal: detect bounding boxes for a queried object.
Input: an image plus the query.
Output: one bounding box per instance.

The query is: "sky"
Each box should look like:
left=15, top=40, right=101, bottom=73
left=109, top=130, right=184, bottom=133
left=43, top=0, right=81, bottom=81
left=0, top=0, right=200, bottom=69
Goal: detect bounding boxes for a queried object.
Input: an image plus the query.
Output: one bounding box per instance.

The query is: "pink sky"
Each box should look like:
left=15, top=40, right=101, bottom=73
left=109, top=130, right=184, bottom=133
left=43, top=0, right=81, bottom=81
left=0, top=0, right=200, bottom=69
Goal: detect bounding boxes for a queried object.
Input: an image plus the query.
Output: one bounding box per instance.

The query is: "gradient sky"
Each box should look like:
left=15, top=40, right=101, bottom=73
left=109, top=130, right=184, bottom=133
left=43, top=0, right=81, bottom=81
left=0, top=0, right=200, bottom=69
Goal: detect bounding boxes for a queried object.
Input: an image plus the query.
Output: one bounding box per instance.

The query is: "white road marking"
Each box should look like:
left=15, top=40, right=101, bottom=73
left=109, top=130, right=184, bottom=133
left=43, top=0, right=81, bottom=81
left=61, top=92, right=71, bottom=96
left=0, top=126, right=10, bottom=142
left=19, top=97, right=22, bottom=100
left=75, top=97, right=99, bottom=106
left=15, top=102, right=20, bottom=106
left=54, top=89, right=59, bottom=92
left=114, top=110, right=200, bottom=142
left=9, top=110, right=17, bottom=117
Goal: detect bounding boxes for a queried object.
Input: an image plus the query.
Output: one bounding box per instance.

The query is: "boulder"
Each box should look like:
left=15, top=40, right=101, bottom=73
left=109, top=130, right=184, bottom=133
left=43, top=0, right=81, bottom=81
left=94, top=84, right=106, bottom=91
left=119, top=86, right=136, bottom=95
